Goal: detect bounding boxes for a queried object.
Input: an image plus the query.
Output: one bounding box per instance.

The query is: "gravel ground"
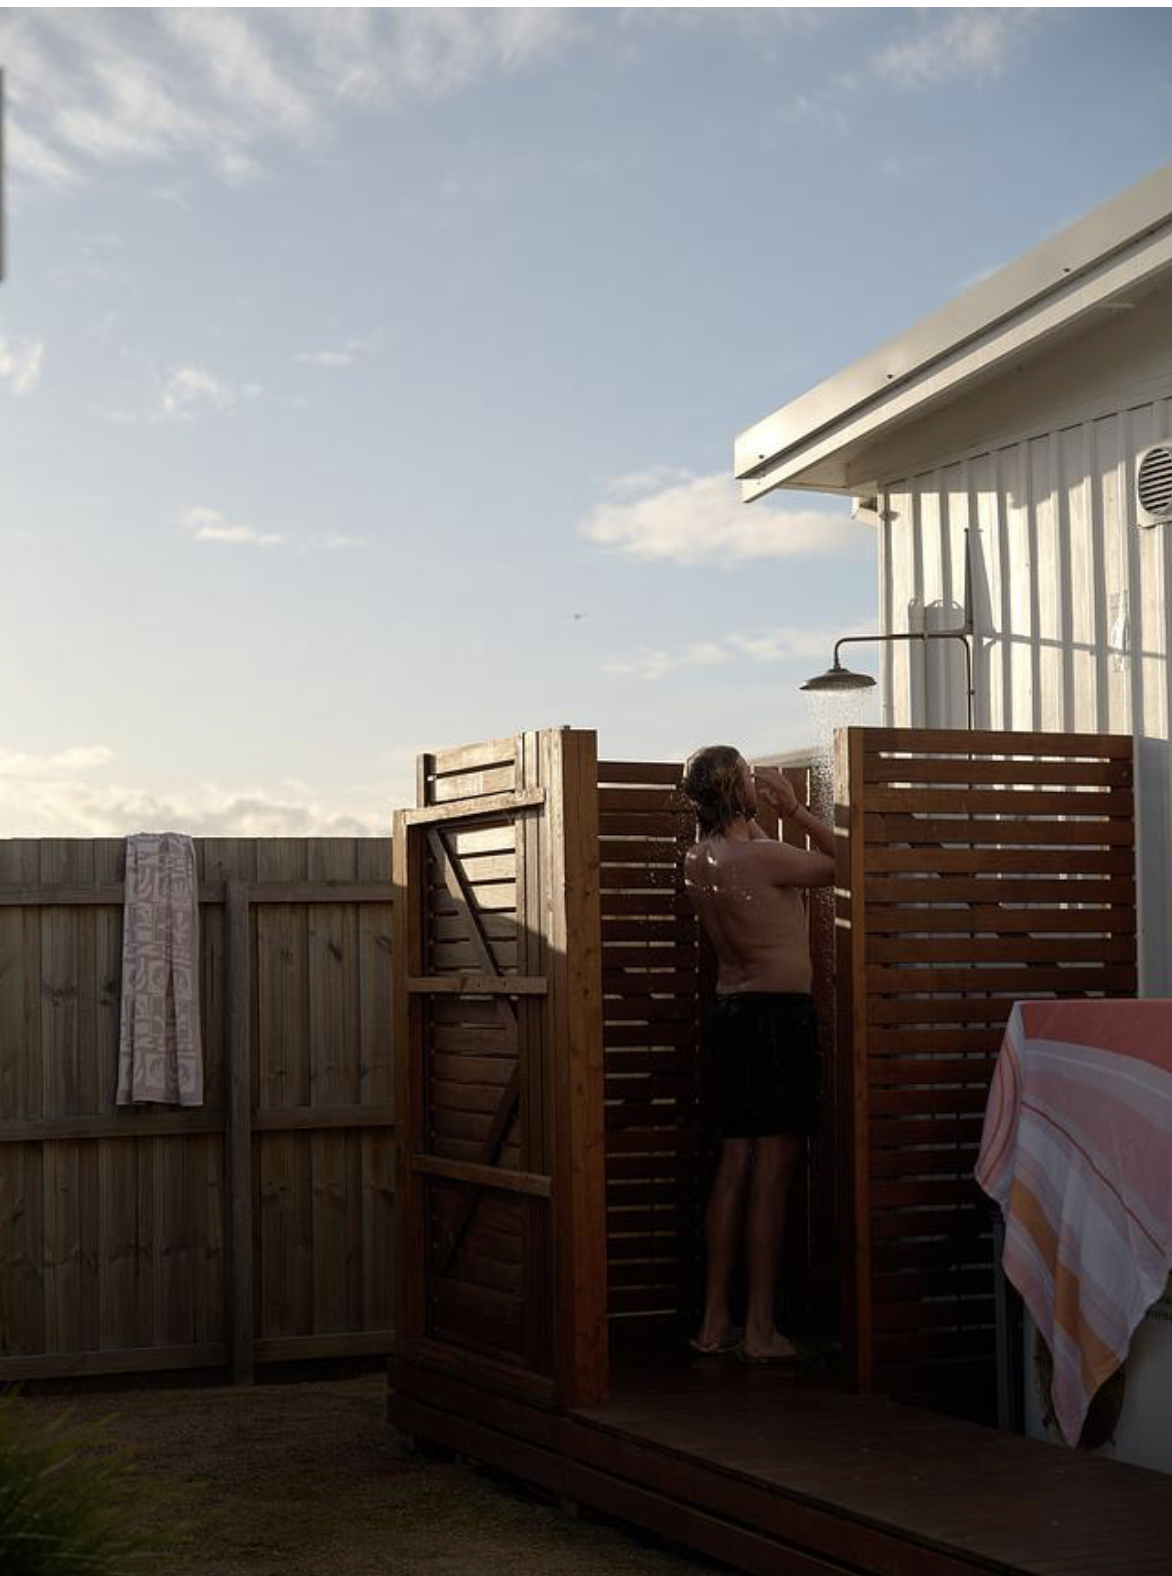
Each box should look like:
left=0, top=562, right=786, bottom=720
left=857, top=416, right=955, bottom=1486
left=23, top=1373, right=721, bottom=1576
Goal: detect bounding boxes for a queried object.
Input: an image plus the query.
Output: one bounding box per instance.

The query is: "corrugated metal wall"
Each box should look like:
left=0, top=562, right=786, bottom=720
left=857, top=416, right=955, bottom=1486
left=879, top=388, right=1172, bottom=992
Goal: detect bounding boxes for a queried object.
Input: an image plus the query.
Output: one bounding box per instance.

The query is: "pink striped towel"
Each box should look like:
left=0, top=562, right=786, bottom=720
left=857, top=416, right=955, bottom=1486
left=976, top=999, right=1172, bottom=1446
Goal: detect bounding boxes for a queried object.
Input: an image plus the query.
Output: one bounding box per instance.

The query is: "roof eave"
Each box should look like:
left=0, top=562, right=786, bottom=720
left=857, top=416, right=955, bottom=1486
left=736, top=160, right=1172, bottom=501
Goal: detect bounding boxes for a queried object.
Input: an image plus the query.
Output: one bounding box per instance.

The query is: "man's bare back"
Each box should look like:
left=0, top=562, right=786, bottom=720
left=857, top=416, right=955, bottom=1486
left=684, top=761, right=835, bottom=993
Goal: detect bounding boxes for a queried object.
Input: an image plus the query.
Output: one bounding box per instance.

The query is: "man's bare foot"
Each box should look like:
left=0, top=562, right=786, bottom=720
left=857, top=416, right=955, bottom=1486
left=740, top=1328, right=798, bottom=1361
left=694, top=1323, right=741, bottom=1353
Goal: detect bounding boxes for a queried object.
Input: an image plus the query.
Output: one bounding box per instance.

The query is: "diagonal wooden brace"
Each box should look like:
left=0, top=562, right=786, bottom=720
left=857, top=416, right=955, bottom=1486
left=427, top=829, right=523, bottom=1274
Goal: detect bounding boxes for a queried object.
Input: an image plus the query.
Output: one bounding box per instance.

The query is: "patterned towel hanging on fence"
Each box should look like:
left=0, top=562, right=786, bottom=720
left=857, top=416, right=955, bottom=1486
left=116, top=833, right=203, bottom=1106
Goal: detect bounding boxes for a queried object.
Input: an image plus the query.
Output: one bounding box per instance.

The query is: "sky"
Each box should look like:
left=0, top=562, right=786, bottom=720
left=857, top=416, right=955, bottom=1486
left=2, top=5, right=1172, bottom=835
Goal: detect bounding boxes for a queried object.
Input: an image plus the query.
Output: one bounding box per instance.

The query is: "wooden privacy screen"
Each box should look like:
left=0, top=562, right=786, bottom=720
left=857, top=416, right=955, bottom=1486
left=0, top=838, right=394, bottom=1382
left=597, top=761, right=708, bottom=1345
left=836, top=727, right=1137, bottom=1419
left=393, top=730, right=607, bottom=1410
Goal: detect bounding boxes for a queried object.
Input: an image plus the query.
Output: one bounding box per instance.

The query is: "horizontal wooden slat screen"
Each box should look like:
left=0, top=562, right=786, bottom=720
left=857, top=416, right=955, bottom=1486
left=836, top=727, right=1137, bottom=1422
left=597, top=761, right=709, bottom=1344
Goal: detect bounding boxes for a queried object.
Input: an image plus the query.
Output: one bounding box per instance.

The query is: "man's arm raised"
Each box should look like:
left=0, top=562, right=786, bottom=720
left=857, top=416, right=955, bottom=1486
left=752, top=766, right=836, bottom=883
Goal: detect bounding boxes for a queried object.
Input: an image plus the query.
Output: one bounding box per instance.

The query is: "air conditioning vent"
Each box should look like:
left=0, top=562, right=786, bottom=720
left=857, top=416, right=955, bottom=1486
left=1137, top=443, right=1172, bottom=527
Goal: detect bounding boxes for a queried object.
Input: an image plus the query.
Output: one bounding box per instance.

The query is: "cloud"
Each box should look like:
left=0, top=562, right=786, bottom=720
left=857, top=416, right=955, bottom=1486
left=294, top=333, right=377, bottom=370
left=0, top=739, right=399, bottom=835
left=871, top=10, right=1038, bottom=90
left=0, top=745, right=115, bottom=778
left=293, top=533, right=371, bottom=555
left=296, top=350, right=353, bottom=369
left=0, top=9, right=584, bottom=195
left=579, top=471, right=868, bottom=566
left=181, top=507, right=364, bottom=553
left=162, top=365, right=236, bottom=417
left=728, top=625, right=869, bottom=662
left=604, top=622, right=874, bottom=682
left=0, top=774, right=381, bottom=837
left=786, top=94, right=849, bottom=144
left=183, top=506, right=282, bottom=547
left=320, top=534, right=369, bottom=550
left=161, top=9, right=318, bottom=141
left=0, top=329, right=45, bottom=393
left=5, top=121, right=76, bottom=190
left=604, top=641, right=732, bottom=682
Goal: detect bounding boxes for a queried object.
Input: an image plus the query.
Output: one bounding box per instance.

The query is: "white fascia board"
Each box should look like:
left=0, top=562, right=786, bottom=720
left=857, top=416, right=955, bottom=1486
left=736, top=159, right=1172, bottom=500
left=740, top=220, right=1172, bottom=502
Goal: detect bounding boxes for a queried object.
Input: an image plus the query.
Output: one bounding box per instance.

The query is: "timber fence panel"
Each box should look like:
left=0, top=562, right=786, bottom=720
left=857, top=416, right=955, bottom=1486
left=835, top=728, right=1138, bottom=1423
left=0, top=837, right=394, bottom=1382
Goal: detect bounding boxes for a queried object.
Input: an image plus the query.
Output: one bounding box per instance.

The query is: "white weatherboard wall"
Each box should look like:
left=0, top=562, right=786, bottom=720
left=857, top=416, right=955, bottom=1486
left=875, top=281, right=1172, bottom=993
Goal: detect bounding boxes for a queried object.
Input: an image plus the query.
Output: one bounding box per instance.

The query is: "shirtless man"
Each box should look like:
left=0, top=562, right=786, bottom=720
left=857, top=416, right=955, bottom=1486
left=682, top=745, right=835, bottom=1363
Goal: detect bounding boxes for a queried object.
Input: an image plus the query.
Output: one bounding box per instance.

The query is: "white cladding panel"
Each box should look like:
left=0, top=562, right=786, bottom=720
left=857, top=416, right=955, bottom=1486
left=880, top=391, right=1172, bottom=993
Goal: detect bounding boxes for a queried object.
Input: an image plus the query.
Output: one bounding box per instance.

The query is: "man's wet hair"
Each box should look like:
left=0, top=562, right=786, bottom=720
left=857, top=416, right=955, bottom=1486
left=682, top=745, right=751, bottom=837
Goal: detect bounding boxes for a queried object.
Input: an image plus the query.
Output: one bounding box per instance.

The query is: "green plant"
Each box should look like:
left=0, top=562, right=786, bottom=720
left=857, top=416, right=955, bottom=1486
left=0, top=1394, right=164, bottom=1574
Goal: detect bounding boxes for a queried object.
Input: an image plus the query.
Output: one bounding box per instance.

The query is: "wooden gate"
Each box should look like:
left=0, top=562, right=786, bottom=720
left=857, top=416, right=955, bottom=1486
left=835, top=726, right=1137, bottom=1419
left=392, top=730, right=607, bottom=1410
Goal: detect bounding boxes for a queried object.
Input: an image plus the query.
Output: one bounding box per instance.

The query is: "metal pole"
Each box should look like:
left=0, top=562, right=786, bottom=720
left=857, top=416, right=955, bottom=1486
left=832, top=629, right=975, bottom=729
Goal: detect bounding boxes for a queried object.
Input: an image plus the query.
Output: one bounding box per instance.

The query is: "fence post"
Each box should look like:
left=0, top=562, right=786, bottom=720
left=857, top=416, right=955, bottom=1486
left=225, top=878, right=254, bottom=1383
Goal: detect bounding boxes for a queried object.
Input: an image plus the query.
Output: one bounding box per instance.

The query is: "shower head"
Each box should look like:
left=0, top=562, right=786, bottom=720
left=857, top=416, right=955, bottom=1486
left=800, top=658, right=877, bottom=694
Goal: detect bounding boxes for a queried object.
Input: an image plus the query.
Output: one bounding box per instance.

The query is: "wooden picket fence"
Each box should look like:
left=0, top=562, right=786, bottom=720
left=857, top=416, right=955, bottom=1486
left=0, top=838, right=394, bottom=1381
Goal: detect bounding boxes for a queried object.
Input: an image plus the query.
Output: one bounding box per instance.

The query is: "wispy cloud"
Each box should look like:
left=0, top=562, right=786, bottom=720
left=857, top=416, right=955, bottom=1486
left=579, top=471, right=868, bottom=567
left=180, top=506, right=367, bottom=554
left=786, top=93, right=849, bottom=144
left=294, top=334, right=375, bottom=370
left=604, top=641, right=732, bottom=682
left=162, top=365, right=237, bottom=418
left=183, top=506, right=282, bottom=548
left=871, top=10, right=1039, bottom=90
left=320, top=534, right=369, bottom=551
left=293, top=532, right=371, bottom=556
left=0, top=327, right=45, bottom=394
left=728, top=625, right=868, bottom=663
left=295, top=350, right=354, bottom=369
left=0, top=9, right=585, bottom=195
left=604, top=622, right=873, bottom=682
left=0, top=745, right=115, bottom=778
left=105, top=363, right=258, bottom=427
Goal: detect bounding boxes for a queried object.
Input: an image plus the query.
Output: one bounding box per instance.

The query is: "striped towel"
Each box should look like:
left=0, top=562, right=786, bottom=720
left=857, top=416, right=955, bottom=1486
left=116, top=833, right=203, bottom=1107
left=976, top=1000, right=1172, bottom=1446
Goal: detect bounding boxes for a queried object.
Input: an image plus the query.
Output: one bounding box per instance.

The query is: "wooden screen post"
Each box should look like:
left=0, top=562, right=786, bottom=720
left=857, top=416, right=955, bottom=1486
left=392, top=809, right=426, bottom=1360
left=835, top=728, right=871, bottom=1391
left=225, top=877, right=254, bottom=1384
left=545, top=729, right=608, bottom=1409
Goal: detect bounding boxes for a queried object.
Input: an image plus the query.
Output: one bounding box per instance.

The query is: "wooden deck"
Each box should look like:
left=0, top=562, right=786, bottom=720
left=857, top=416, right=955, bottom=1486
left=389, top=1357, right=1172, bottom=1576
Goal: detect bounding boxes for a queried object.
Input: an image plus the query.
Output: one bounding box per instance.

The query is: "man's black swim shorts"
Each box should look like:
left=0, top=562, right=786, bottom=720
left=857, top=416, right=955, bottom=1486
left=708, top=991, right=820, bottom=1139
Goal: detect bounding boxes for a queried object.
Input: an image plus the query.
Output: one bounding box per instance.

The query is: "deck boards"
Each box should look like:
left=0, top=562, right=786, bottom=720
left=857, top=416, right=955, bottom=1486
left=390, top=1356, right=1172, bottom=1576
left=574, top=1364, right=1172, bottom=1576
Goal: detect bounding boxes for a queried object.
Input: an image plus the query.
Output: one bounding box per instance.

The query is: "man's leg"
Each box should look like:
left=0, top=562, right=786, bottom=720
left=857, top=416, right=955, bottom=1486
left=696, top=1138, right=750, bottom=1348
left=742, top=1132, right=804, bottom=1359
